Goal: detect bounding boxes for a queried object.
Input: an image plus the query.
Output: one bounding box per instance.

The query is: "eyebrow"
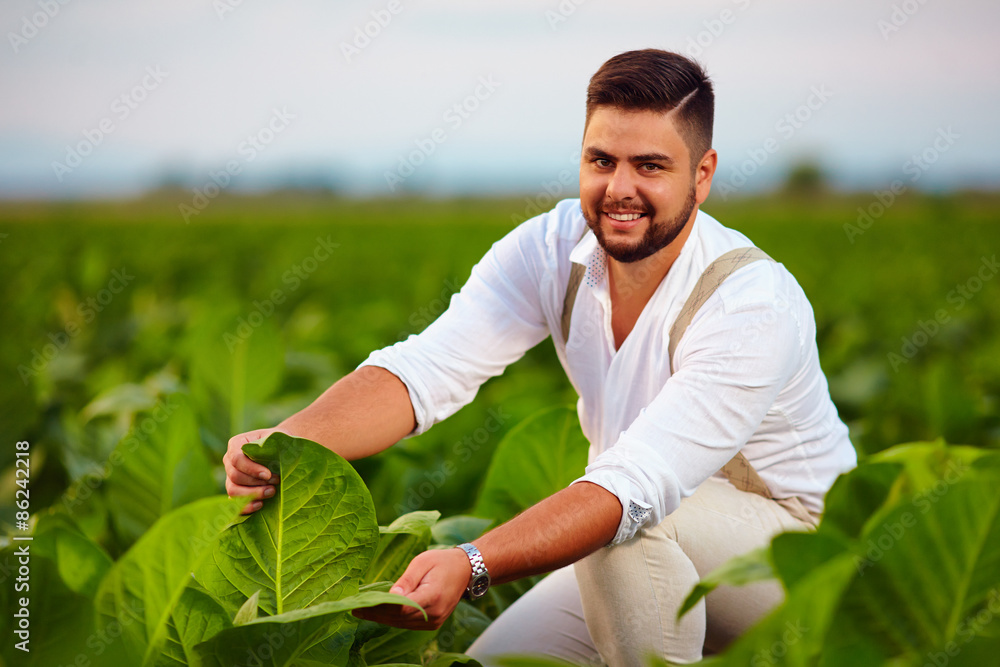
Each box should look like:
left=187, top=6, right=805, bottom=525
left=583, top=146, right=677, bottom=167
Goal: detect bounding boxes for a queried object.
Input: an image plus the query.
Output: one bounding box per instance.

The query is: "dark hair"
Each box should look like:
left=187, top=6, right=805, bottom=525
left=586, top=49, right=714, bottom=166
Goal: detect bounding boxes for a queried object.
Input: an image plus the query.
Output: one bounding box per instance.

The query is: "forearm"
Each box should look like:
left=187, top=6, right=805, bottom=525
left=277, top=365, right=416, bottom=460
left=474, top=481, right=621, bottom=585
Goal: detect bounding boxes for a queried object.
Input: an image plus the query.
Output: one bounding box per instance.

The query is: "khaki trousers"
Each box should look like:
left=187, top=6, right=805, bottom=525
left=467, top=477, right=818, bottom=666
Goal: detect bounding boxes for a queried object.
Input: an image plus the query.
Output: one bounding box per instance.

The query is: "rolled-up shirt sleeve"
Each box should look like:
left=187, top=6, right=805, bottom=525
left=359, top=218, right=553, bottom=435
left=574, top=290, right=804, bottom=546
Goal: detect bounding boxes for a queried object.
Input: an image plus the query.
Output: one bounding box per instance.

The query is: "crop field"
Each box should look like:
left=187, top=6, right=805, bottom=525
left=0, top=191, right=999, bottom=666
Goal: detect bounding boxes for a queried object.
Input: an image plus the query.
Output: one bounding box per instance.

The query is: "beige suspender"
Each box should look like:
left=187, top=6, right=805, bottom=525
left=560, top=262, right=587, bottom=345
left=561, top=242, right=783, bottom=503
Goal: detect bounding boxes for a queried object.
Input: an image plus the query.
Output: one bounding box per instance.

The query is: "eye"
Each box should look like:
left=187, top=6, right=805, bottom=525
left=640, top=163, right=662, bottom=172
left=593, top=158, right=612, bottom=168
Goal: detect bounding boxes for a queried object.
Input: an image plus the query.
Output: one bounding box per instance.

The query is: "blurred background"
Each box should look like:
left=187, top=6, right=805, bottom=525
left=3, top=0, right=1000, bottom=197
left=1, top=0, right=998, bottom=538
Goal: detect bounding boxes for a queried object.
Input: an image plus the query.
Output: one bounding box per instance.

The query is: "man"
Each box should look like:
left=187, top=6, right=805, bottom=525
left=224, top=49, right=856, bottom=665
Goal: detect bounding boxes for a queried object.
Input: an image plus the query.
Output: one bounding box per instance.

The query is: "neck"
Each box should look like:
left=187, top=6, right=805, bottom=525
left=608, top=209, right=697, bottom=303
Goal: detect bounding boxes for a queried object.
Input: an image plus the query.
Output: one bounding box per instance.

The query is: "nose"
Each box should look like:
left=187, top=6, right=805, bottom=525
left=606, top=164, right=639, bottom=201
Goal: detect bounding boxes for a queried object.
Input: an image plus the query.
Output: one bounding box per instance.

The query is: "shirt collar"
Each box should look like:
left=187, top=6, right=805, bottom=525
left=568, top=227, right=608, bottom=290
left=568, top=210, right=705, bottom=292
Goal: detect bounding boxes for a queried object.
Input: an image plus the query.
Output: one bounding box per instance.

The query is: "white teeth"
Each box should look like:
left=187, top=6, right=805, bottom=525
left=607, top=212, right=643, bottom=222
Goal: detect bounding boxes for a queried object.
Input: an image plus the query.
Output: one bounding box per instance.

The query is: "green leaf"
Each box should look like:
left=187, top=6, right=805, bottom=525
left=707, top=444, right=1000, bottom=665
left=81, top=382, right=158, bottom=423
left=435, top=600, right=493, bottom=654
left=426, top=652, right=483, bottom=667
left=474, top=405, right=589, bottom=523
left=164, top=586, right=234, bottom=667
left=697, top=554, right=859, bottom=666
left=678, top=547, right=774, bottom=619
left=94, top=495, right=243, bottom=666
left=365, top=510, right=440, bottom=585
left=196, top=433, right=379, bottom=617
left=0, top=549, right=100, bottom=667
left=359, top=624, right=438, bottom=666
left=821, top=459, right=1000, bottom=662
left=248, top=591, right=425, bottom=625
left=32, top=511, right=113, bottom=598
left=770, top=531, right=851, bottom=591
left=188, top=311, right=284, bottom=434
left=104, top=394, right=218, bottom=546
left=431, top=515, right=493, bottom=546
left=817, top=460, right=901, bottom=540
left=194, top=591, right=423, bottom=667
left=234, top=590, right=262, bottom=625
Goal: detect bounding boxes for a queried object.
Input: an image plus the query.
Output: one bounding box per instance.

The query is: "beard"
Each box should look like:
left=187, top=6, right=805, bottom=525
left=583, top=185, right=698, bottom=264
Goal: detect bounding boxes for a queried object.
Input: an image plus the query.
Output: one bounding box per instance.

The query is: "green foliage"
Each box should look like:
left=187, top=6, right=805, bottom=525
left=8, top=433, right=469, bottom=667
left=3, top=194, right=1000, bottom=665
left=474, top=405, right=589, bottom=524
left=367, top=511, right=441, bottom=585
left=103, top=394, right=217, bottom=546
left=682, top=442, right=1000, bottom=666
left=196, top=433, right=379, bottom=617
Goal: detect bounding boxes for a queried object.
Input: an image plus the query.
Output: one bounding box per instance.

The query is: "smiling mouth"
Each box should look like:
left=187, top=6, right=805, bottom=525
left=602, top=210, right=648, bottom=230
left=605, top=211, right=645, bottom=222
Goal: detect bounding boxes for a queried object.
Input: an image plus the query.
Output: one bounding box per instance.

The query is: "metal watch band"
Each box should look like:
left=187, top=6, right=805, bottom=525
left=456, top=542, right=490, bottom=599
left=457, top=542, right=488, bottom=578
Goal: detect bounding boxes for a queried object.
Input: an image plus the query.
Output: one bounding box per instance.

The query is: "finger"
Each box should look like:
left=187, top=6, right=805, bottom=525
left=225, top=482, right=277, bottom=510
left=391, top=557, right=434, bottom=597
left=225, top=481, right=276, bottom=499
left=226, top=467, right=274, bottom=488
left=238, top=499, right=263, bottom=515
left=228, top=446, right=277, bottom=483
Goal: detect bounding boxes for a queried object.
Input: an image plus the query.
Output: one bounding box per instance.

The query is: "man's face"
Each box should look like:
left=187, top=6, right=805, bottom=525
left=579, top=107, right=712, bottom=264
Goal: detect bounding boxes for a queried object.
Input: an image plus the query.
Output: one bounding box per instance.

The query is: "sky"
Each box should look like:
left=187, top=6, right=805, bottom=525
left=1, top=0, right=998, bottom=199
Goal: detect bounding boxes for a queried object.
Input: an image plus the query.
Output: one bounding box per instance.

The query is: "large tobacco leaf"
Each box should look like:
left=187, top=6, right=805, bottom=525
left=94, top=495, right=244, bottom=666
left=194, top=591, right=423, bottom=667
left=474, top=405, right=588, bottom=524
left=104, top=394, right=217, bottom=547
left=196, top=433, right=380, bottom=617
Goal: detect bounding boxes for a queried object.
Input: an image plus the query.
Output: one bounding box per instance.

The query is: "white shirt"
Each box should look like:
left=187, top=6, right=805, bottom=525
left=360, top=198, right=857, bottom=545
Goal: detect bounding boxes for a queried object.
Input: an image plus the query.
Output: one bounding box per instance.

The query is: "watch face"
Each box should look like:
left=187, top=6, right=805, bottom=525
left=470, top=574, right=490, bottom=599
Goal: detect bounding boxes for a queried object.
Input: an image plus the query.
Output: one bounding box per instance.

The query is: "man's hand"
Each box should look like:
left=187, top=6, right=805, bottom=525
left=353, top=548, right=471, bottom=630
left=224, top=428, right=281, bottom=514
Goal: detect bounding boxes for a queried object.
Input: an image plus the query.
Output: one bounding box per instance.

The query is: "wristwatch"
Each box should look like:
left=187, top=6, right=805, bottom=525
left=456, top=543, right=491, bottom=600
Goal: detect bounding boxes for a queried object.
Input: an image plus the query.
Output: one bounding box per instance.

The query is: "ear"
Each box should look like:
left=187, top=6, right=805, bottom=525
left=693, top=148, right=718, bottom=205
